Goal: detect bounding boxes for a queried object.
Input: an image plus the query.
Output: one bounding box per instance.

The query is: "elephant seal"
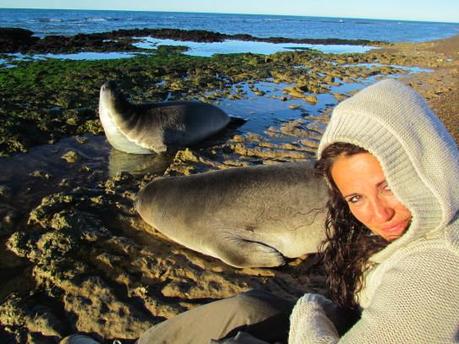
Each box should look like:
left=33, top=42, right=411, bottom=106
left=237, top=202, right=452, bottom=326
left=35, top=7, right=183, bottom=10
left=99, top=81, right=230, bottom=154
left=136, top=162, right=328, bottom=268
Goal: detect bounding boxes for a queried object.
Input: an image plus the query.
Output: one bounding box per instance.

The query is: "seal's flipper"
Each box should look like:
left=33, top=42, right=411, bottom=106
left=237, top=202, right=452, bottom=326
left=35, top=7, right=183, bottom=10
left=210, top=235, right=285, bottom=268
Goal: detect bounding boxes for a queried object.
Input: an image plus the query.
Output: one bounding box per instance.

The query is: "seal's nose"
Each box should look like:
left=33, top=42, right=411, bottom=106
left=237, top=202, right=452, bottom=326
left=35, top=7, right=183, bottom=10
left=101, top=80, right=116, bottom=92
left=100, top=82, right=108, bottom=93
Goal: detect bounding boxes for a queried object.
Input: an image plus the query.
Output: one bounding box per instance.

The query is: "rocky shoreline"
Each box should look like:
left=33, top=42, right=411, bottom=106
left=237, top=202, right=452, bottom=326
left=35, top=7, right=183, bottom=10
left=0, top=27, right=385, bottom=54
left=0, top=30, right=457, bottom=343
left=0, top=40, right=436, bottom=158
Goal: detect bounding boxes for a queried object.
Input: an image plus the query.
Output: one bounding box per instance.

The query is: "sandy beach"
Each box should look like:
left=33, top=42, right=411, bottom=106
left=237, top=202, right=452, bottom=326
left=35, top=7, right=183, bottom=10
left=0, top=31, right=458, bottom=343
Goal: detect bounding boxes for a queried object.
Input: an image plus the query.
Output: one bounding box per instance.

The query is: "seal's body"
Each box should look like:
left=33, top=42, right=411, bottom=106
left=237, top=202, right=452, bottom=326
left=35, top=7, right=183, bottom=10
left=136, top=162, right=328, bottom=267
left=99, top=81, right=230, bottom=154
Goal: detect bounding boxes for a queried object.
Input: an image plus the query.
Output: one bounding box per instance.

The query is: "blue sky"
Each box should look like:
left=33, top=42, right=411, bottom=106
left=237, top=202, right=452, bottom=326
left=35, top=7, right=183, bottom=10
left=1, top=0, right=458, bottom=23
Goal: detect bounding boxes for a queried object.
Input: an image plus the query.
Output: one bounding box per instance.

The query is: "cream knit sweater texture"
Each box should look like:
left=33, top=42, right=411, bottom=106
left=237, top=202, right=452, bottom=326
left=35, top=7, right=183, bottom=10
left=289, top=79, right=459, bottom=344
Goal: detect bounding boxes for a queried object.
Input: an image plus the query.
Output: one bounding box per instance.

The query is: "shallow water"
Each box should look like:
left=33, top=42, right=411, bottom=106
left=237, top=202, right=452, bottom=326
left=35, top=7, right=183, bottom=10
left=215, top=65, right=429, bottom=133
left=344, top=62, right=432, bottom=74
left=36, top=51, right=141, bottom=60
left=0, top=40, right=372, bottom=67
left=133, top=37, right=374, bottom=57
left=0, top=135, right=171, bottom=195
left=0, top=52, right=144, bottom=67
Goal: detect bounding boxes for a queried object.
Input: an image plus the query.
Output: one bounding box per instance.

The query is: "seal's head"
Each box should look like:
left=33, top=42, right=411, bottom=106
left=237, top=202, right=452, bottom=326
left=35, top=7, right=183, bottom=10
left=99, top=81, right=129, bottom=114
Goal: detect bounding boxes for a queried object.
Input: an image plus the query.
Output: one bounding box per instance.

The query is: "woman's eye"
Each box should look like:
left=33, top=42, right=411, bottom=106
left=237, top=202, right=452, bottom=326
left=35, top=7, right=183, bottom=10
left=382, top=183, right=392, bottom=193
left=346, top=195, right=360, bottom=204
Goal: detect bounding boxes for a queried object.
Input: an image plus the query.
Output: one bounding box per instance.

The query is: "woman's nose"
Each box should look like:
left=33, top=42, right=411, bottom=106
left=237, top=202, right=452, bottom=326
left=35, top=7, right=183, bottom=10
left=372, top=199, right=395, bottom=222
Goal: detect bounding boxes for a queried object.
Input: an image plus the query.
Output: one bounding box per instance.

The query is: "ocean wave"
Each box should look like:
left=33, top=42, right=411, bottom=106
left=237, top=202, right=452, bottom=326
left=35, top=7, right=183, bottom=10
left=86, top=17, right=108, bottom=22
left=38, top=18, right=63, bottom=23
left=320, top=20, right=345, bottom=23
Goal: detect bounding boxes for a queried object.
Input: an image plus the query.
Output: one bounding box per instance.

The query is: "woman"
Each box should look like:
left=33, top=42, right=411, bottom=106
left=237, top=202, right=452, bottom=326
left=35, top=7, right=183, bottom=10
left=289, top=79, right=459, bottom=343
left=64, top=80, right=459, bottom=343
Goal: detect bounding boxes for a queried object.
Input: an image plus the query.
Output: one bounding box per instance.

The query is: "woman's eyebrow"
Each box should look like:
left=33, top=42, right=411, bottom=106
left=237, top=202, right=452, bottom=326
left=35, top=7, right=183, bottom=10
left=342, top=179, right=387, bottom=198
left=343, top=192, right=358, bottom=199
left=376, top=180, right=387, bottom=188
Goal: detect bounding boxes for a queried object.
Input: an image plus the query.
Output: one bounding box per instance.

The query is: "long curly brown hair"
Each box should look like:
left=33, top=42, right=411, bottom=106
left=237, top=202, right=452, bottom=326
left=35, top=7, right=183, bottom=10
left=315, top=142, right=389, bottom=310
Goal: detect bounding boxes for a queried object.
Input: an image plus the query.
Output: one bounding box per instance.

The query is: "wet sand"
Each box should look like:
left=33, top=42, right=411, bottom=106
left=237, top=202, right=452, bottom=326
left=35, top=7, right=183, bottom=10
left=0, top=34, right=457, bottom=343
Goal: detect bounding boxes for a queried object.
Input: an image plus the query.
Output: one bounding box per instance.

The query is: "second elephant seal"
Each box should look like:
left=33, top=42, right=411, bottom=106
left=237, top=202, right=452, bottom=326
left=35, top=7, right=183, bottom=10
left=99, top=81, right=230, bottom=154
left=136, top=162, right=328, bottom=268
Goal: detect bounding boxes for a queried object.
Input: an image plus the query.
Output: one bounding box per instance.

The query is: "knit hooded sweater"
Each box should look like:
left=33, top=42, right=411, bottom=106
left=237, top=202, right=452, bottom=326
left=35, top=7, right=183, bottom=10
left=289, top=79, right=459, bottom=344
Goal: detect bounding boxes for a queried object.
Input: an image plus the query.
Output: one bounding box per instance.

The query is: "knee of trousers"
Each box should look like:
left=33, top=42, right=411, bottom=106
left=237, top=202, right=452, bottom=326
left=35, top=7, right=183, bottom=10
left=225, top=290, right=293, bottom=321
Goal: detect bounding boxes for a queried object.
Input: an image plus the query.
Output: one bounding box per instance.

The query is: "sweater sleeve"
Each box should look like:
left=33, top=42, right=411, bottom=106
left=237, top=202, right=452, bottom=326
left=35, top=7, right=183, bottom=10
left=288, top=293, right=339, bottom=344
left=289, top=247, right=459, bottom=344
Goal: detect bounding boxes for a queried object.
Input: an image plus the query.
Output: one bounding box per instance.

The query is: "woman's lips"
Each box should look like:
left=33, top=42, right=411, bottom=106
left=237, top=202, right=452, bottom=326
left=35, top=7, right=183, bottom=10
left=382, top=219, right=411, bottom=237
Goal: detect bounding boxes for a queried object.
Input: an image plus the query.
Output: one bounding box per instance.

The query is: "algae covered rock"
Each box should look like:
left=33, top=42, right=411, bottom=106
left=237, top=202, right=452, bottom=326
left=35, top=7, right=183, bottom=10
left=61, top=150, right=79, bottom=164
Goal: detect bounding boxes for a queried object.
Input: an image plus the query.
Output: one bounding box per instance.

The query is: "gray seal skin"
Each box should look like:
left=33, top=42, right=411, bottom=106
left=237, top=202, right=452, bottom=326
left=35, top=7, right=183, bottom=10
left=99, top=81, right=230, bottom=154
left=136, top=162, right=328, bottom=268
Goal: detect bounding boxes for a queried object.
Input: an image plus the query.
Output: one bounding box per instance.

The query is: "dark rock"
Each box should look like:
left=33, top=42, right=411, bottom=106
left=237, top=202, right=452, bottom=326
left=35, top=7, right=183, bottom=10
left=0, top=27, right=39, bottom=52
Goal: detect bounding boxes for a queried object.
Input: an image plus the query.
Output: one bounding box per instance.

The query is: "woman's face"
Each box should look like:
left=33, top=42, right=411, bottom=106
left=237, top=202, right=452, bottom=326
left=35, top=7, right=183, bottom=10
left=331, top=152, right=412, bottom=241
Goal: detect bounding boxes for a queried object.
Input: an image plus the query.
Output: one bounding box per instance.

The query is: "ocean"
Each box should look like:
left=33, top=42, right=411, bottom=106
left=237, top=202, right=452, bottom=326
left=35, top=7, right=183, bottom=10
left=1, top=8, right=459, bottom=43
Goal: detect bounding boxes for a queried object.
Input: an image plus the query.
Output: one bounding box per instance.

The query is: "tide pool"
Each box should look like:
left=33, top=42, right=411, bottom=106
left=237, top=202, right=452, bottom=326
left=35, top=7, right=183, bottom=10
left=134, top=37, right=374, bottom=56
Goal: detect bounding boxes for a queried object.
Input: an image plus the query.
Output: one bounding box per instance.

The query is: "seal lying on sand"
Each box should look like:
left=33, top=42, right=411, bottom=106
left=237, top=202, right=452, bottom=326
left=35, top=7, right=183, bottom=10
left=136, top=162, right=328, bottom=268
left=99, top=81, right=230, bottom=154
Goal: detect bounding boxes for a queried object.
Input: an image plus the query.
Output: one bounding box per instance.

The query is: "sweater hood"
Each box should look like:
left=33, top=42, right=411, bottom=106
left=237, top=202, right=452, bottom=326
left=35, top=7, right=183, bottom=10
left=318, top=79, right=459, bottom=260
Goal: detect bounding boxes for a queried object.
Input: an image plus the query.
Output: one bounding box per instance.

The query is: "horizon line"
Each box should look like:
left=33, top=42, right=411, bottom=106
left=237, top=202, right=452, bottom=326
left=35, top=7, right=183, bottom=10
left=1, top=7, right=459, bottom=24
